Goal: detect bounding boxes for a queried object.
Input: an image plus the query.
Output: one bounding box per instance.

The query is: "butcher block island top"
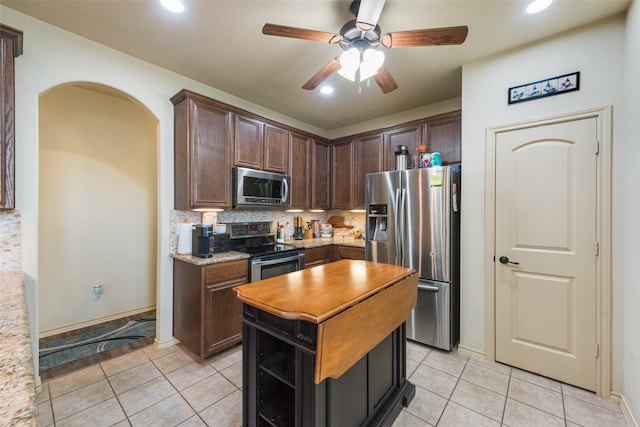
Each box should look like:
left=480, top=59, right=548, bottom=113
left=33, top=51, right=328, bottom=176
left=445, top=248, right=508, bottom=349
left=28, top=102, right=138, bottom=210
left=233, top=259, right=417, bottom=324
left=234, top=259, right=418, bottom=384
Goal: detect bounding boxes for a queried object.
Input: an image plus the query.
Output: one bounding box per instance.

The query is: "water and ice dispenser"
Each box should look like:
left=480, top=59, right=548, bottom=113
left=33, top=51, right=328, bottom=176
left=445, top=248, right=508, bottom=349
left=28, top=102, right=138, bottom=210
left=368, top=204, right=388, bottom=242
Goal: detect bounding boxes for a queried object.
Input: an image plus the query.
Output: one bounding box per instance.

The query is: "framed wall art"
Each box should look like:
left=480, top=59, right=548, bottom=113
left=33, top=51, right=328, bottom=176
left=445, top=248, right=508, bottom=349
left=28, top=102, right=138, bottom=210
left=508, top=71, right=580, bottom=104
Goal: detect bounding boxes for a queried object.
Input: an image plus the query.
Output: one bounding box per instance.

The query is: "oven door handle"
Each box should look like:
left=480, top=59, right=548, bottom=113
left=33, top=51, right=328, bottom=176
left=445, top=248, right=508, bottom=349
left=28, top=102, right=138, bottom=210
left=251, top=253, right=304, bottom=267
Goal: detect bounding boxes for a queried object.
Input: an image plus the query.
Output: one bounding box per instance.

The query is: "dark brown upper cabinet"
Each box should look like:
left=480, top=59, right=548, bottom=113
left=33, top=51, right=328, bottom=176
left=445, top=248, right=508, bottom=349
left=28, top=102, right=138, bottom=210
left=423, top=111, right=461, bottom=165
left=264, top=124, right=289, bottom=174
left=289, top=132, right=310, bottom=209
left=172, top=90, right=233, bottom=210
left=233, top=114, right=263, bottom=170
left=383, top=124, right=423, bottom=171
left=354, top=133, right=385, bottom=208
left=311, top=140, right=330, bottom=210
left=330, top=141, right=355, bottom=210
left=1, top=25, right=22, bottom=211
left=234, top=114, right=290, bottom=174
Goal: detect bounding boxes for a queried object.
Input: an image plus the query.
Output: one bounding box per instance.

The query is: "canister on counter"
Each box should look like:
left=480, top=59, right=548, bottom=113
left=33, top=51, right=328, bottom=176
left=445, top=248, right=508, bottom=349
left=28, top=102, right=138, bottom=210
left=429, top=152, right=442, bottom=167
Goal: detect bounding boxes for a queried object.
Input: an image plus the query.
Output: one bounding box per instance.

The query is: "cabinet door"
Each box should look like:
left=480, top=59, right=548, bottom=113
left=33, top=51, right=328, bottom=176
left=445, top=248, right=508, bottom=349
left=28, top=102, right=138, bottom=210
left=304, top=246, right=332, bottom=268
left=203, top=279, right=245, bottom=357
left=335, top=246, right=365, bottom=261
left=234, top=114, right=264, bottom=170
left=264, top=124, right=289, bottom=174
left=174, top=95, right=232, bottom=210
left=0, top=25, right=21, bottom=210
left=289, top=133, right=310, bottom=209
left=383, top=124, right=422, bottom=171
left=203, top=259, right=248, bottom=357
left=354, top=134, right=384, bottom=208
left=311, top=140, right=330, bottom=210
left=331, top=141, right=354, bottom=210
left=423, top=111, right=461, bottom=165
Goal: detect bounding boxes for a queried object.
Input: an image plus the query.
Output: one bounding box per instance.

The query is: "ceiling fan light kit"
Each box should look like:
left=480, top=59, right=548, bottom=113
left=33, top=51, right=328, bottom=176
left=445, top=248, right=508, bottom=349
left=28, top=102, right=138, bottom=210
left=262, top=0, right=468, bottom=94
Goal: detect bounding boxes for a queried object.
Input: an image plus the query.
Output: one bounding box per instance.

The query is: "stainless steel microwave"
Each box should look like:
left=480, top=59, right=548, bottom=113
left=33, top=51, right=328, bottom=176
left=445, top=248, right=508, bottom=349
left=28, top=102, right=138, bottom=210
left=233, top=167, right=291, bottom=209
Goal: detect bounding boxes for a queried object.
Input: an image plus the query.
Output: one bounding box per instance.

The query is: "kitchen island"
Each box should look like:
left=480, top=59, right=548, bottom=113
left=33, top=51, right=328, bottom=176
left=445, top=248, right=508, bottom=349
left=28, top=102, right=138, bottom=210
left=234, top=259, right=417, bottom=427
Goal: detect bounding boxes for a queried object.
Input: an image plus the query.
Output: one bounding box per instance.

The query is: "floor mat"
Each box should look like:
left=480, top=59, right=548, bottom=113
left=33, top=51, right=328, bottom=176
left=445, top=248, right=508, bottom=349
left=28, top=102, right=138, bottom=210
left=39, top=313, right=155, bottom=380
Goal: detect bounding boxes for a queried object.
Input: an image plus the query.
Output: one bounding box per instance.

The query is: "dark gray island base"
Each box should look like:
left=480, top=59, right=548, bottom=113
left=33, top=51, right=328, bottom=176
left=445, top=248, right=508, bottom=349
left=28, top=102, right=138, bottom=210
left=241, top=305, right=415, bottom=426
left=234, top=260, right=418, bottom=427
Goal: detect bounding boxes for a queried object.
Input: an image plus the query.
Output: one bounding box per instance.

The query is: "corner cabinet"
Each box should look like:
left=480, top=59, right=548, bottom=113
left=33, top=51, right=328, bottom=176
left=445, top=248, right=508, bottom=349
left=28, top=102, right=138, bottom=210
left=0, top=25, right=22, bottom=211
left=173, top=258, right=248, bottom=358
left=171, top=90, right=232, bottom=210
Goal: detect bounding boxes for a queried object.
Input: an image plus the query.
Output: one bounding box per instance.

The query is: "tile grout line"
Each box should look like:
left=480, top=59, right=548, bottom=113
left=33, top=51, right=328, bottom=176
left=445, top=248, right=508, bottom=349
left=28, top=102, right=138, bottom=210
left=100, top=362, right=131, bottom=426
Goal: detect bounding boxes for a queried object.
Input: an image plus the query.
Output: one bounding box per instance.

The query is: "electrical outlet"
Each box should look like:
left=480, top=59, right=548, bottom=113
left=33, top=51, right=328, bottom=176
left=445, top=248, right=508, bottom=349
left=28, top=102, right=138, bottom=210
left=92, top=284, right=103, bottom=300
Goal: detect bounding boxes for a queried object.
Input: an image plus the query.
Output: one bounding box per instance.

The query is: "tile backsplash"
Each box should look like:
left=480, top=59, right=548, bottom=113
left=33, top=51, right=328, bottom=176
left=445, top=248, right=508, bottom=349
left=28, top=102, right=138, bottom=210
left=169, top=209, right=365, bottom=253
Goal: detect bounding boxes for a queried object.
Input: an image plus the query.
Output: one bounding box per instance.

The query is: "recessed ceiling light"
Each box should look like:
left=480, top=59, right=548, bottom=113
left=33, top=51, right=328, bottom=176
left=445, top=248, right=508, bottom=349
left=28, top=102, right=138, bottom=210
left=320, top=86, right=334, bottom=95
left=160, top=0, right=185, bottom=13
left=525, top=0, right=553, bottom=14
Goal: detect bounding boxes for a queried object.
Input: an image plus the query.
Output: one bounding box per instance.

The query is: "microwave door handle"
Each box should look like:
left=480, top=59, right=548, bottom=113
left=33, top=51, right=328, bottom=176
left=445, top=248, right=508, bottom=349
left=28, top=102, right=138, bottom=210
left=281, top=178, right=289, bottom=203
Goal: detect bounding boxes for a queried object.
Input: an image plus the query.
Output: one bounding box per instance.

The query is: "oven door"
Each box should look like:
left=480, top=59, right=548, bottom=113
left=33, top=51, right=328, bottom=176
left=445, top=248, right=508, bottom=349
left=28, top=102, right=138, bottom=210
left=250, top=251, right=305, bottom=282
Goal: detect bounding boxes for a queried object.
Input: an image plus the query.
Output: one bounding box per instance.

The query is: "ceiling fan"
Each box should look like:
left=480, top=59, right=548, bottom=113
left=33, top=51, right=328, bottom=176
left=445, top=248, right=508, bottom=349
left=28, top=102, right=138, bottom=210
left=262, top=0, right=468, bottom=94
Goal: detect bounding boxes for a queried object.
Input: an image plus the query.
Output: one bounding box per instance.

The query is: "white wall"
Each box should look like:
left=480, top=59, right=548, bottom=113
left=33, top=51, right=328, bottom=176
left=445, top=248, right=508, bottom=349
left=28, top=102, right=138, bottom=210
left=623, top=1, right=640, bottom=420
left=0, top=5, right=330, bottom=357
left=39, top=84, right=157, bottom=334
left=461, top=14, right=626, bottom=394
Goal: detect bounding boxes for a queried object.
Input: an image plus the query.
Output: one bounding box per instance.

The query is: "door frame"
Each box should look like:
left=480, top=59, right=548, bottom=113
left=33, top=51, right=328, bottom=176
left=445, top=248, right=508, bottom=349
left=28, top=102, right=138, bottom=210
left=483, top=106, right=612, bottom=397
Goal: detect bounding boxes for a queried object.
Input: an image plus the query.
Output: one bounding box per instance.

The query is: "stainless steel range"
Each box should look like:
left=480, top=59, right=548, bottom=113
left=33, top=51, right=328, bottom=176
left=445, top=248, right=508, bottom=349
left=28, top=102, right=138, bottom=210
left=228, top=222, right=305, bottom=282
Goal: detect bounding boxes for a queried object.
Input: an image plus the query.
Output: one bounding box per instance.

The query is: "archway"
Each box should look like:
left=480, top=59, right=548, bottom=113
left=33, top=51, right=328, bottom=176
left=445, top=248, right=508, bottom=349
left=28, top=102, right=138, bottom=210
left=38, top=82, right=158, bottom=344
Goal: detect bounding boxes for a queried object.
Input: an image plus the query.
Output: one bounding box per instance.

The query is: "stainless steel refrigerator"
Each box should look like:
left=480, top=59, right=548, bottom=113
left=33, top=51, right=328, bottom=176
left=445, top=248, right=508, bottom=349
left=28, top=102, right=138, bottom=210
left=365, top=167, right=460, bottom=350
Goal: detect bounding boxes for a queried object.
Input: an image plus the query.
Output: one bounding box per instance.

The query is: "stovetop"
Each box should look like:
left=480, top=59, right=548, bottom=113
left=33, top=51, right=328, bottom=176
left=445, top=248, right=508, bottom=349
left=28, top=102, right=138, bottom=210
left=233, top=242, right=300, bottom=258
left=227, top=222, right=302, bottom=258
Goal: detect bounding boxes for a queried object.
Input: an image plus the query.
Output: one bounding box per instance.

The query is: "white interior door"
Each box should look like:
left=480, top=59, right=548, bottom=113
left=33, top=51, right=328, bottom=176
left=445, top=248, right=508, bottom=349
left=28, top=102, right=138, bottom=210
left=494, top=116, right=598, bottom=391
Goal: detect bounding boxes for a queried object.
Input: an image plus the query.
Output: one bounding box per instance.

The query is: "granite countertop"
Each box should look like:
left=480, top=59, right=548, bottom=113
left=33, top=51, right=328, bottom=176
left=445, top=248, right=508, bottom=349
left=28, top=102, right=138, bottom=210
left=172, top=238, right=364, bottom=266
left=171, top=251, right=250, bottom=265
left=291, top=237, right=365, bottom=249
left=0, top=270, right=36, bottom=426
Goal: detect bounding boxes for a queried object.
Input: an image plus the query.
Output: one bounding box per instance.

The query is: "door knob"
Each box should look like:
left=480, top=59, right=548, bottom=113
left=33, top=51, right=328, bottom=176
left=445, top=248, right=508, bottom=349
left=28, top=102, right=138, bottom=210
left=499, top=256, right=520, bottom=265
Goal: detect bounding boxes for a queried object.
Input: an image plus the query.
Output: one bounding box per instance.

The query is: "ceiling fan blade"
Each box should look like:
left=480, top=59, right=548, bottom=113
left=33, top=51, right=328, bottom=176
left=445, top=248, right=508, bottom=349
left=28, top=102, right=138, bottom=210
left=381, top=26, right=468, bottom=48
left=262, top=23, right=342, bottom=44
left=302, top=57, right=341, bottom=90
left=356, top=0, right=386, bottom=31
left=374, top=65, right=398, bottom=94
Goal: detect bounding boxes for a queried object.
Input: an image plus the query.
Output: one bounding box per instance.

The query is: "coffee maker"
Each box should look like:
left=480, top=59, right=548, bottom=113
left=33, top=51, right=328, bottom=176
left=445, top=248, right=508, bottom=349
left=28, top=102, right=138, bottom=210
left=192, top=224, right=213, bottom=258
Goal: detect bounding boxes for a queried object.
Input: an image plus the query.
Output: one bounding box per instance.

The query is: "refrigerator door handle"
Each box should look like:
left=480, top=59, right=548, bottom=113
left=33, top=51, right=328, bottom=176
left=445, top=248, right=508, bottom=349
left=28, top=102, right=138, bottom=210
left=418, top=284, right=440, bottom=292
left=394, top=188, right=402, bottom=265
left=399, top=187, right=406, bottom=265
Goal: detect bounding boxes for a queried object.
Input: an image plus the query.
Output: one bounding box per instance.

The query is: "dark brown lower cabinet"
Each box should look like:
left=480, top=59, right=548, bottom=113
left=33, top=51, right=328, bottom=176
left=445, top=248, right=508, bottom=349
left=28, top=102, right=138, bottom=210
left=242, top=305, right=415, bottom=427
left=173, top=259, right=247, bottom=358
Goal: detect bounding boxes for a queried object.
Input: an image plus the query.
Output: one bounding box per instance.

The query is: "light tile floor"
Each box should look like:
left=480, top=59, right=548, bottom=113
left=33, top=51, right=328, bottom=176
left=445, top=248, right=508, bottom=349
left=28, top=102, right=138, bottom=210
left=36, top=341, right=629, bottom=426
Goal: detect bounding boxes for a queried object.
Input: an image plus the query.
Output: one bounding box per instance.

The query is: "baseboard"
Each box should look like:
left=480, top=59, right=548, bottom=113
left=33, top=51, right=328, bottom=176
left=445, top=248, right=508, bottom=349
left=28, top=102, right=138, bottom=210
left=611, top=392, right=639, bottom=427
left=457, top=344, right=485, bottom=359
left=39, top=305, right=156, bottom=338
left=155, top=336, right=179, bottom=350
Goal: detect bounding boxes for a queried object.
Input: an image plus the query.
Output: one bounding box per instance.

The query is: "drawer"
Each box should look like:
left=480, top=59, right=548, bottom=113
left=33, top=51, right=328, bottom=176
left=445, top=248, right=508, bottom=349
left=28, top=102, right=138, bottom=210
left=336, top=245, right=364, bottom=260
left=205, top=259, right=248, bottom=284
